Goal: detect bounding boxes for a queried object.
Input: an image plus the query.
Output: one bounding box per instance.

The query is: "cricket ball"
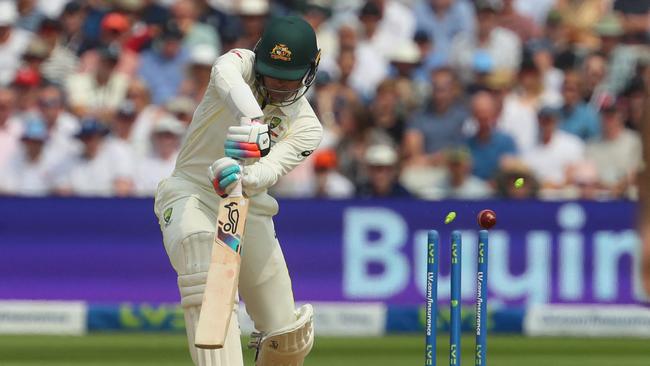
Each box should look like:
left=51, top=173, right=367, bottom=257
left=477, top=209, right=496, bottom=229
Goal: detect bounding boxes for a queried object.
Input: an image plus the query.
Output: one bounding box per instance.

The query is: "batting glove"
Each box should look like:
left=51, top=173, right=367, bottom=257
left=208, top=157, right=242, bottom=198
left=225, top=123, right=271, bottom=159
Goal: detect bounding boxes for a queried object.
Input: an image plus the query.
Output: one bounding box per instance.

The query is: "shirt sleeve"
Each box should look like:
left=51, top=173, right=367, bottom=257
left=209, top=49, right=262, bottom=119
left=242, top=113, right=323, bottom=195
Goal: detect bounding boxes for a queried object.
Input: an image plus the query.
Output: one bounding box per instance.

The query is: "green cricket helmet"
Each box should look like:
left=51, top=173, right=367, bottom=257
left=254, top=16, right=321, bottom=106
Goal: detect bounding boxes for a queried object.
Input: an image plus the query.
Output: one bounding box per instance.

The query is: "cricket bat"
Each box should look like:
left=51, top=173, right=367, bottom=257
left=195, top=85, right=263, bottom=349
left=195, top=181, right=248, bottom=349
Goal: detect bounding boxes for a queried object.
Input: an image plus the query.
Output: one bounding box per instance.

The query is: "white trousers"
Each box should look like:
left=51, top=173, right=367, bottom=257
left=154, top=177, right=296, bottom=365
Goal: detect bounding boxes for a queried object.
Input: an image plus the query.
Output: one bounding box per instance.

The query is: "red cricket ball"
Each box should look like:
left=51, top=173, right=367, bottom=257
left=477, top=209, right=497, bottom=229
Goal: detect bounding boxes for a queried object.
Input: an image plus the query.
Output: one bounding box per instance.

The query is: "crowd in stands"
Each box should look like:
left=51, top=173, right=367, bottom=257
left=0, top=0, right=647, bottom=200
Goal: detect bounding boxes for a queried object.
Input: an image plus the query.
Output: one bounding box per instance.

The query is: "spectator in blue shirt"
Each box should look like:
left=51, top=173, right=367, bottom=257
left=413, top=0, right=476, bottom=60
left=404, top=67, right=469, bottom=167
left=558, top=70, right=601, bottom=141
left=467, top=91, right=518, bottom=181
left=137, top=22, right=190, bottom=105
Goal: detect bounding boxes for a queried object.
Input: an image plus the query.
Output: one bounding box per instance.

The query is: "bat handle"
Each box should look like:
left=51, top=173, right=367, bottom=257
left=228, top=117, right=257, bottom=198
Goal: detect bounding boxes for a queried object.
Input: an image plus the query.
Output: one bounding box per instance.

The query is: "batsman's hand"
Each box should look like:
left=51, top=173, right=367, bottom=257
left=208, top=157, right=242, bottom=198
left=225, top=122, right=271, bottom=159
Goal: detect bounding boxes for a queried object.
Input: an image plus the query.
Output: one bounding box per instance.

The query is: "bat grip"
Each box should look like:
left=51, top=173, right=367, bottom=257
left=228, top=117, right=257, bottom=198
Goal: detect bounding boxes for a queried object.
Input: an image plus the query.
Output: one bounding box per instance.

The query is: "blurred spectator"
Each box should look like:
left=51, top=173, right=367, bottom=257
left=466, top=91, right=518, bottom=181
left=359, top=0, right=415, bottom=60
left=336, top=103, right=392, bottom=186
left=514, top=0, right=556, bottom=26
left=165, top=96, right=195, bottom=127
left=620, top=76, right=645, bottom=131
left=138, top=22, right=190, bottom=105
left=613, top=0, right=650, bottom=43
left=555, top=0, right=607, bottom=50
left=66, top=46, right=129, bottom=117
left=134, top=116, right=185, bottom=196
left=523, top=106, right=585, bottom=191
left=308, top=149, right=355, bottom=198
left=125, top=80, right=169, bottom=156
left=438, top=148, right=492, bottom=199
left=35, top=17, right=80, bottom=85
left=558, top=71, right=601, bottom=140
left=413, top=0, right=476, bottom=59
left=0, top=2, right=33, bottom=86
left=180, top=46, right=217, bottom=103
left=404, top=67, right=468, bottom=167
left=586, top=103, right=642, bottom=198
left=13, top=68, right=42, bottom=115
left=235, top=0, right=269, bottom=50
left=110, top=100, right=139, bottom=151
left=16, top=0, right=46, bottom=33
left=302, top=1, right=338, bottom=61
left=449, top=1, right=521, bottom=83
left=171, top=0, right=220, bottom=52
left=79, top=12, right=139, bottom=77
left=494, top=159, right=539, bottom=199
left=582, top=53, right=613, bottom=109
left=36, top=84, right=80, bottom=161
left=565, top=159, right=606, bottom=200
left=0, top=118, right=54, bottom=196
left=357, top=144, right=411, bottom=198
left=387, top=39, right=426, bottom=110
left=370, top=79, right=407, bottom=146
left=498, top=0, right=540, bottom=43
left=59, top=1, right=86, bottom=56
left=499, top=59, right=561, bottom=153
left=538, top=10, right=576, bottom=71
left=55, top=119, right=134, bottom=197
left=528, top=39, right=564, bottom=99
left=0, top=88, right=22, bottom=169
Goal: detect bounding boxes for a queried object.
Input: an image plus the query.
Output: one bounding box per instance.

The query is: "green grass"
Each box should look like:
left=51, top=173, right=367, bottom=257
left=0, top=333, right=648, bottom=365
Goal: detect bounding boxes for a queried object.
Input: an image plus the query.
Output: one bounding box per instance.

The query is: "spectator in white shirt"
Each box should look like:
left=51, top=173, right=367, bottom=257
left=0, top=2, right=32, bottom=86
left=449, top=1, right=521, bottom=83
left=0, top=118, right=54, bottom=196
left=586, top=104, right=642, bottom=198
left=36, top=84, right=80, bottom=161
left=523, top=106, right=585, bottom=192
left=0, top=88, right=22, bottom=170
left=439, top=148, right=493, bottom=199
left=134, top=116, right=185, bottom=196
left=66, top=46, right=129, bottom=118
left=55, top=119, right=134, bottom=197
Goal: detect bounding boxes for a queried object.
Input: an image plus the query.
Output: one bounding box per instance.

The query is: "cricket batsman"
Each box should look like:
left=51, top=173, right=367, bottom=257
left=154, top=16, right=322, bottom=366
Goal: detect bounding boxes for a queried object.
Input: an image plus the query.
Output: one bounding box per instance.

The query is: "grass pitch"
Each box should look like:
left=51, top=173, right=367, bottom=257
left=0, top=333, right=648, bottom=365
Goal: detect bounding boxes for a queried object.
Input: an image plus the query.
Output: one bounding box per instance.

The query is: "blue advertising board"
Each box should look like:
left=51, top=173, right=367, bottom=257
left=0, top=198, right=643, bottom=306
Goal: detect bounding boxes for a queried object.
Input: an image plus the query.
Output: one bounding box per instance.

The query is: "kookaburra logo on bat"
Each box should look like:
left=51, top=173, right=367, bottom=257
left=221, top=202, right=240, bottom=234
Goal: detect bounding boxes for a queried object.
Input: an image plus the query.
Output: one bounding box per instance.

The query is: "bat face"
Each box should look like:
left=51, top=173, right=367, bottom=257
left=195, top=195, right=249, bottom=349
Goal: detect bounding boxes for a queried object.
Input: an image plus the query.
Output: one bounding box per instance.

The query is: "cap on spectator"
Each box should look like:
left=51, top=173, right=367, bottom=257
left=389, top=40, right=420, bottom=64
left=153, top=116, right=185, bottom=136
left=414, top=29, right=430, bottom=44
left=161, top=21, right=184, bottom=40
left=365, top=144, right=398, bottom=166
left=98, top=45, right=120, bottom=61
left=166, top=96, right=195, bottom=116
left=62, top=1, right=82, bottom=15
left=102, top=12, right=130, bottom=33
left=39, top=18, right=61, bottom=33
left=472, top=51, right=494, bottom=73
left=314, top=149, right=337, bottom=170
left=303, top=0, right=332, bottom=18
left=486, top=69, right=514, bottom=90
left=594, top=14, right=623, bottom=37
left=359, top=1, right=382, bottom=18
left=546, top=10, right=562, bottom=26
left=117, top=100, right=137, bottom=118
left=75, top=119, right=110, bottom=139
left=474, top=0, right=501, bottom=13
left=21, top=118, right=48, bottom=141
left=190, top=46, right=217, bottom=66
left=538, top=106, right=560, bottom=119
left=315, top=70, right=332, bottom=86
left=527, top=39, right=553, bottom=54
left=0, top=2, right=17, bottom=26
left=446, top=148, right=471, bottom=164
left=237, top=0, right=269, bottom=16
left=13, top=68, right=41, bottom=87
left=24, top=38, right=50, bottom=60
